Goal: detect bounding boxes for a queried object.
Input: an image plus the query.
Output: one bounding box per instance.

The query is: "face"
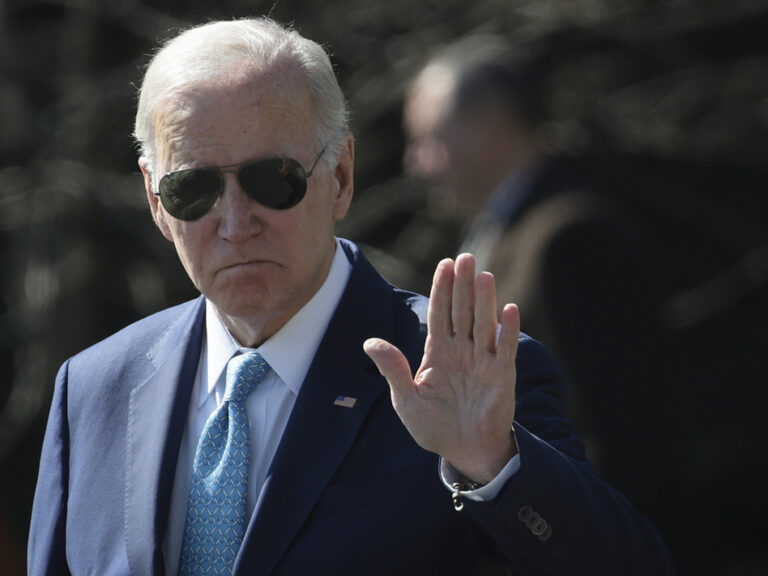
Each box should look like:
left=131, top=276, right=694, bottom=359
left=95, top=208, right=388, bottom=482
left=140, top=67, right=354, bottom=346
left=403, top=68, right=454, bottom=188
left=403, top=71, right=489, bottom=217
left=405, top=77, right=536, bottom=218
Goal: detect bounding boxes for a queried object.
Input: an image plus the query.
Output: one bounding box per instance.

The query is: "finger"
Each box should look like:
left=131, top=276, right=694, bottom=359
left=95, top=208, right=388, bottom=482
left=363, top=338, right=415, bottom=401
left=497, top=304, right=521, bottom=364
left=452, top=254, right=476, bottom=340
left=473, top=271, right=499, bottom=353
left=427, top=258, right=455, bottom=337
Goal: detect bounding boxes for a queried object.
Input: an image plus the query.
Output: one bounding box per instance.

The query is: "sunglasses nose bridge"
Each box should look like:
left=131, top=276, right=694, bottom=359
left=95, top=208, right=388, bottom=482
left=218, top=168, right=252, bottom=208
left=216, top=165, right=240, bottom=192
left=221, top=168, right=265, bottom=216
left=218, top=165, right=275, bottom=223
left=221, top=163, right=273, bottom=210
left=216, top=176, right=264, bottom=241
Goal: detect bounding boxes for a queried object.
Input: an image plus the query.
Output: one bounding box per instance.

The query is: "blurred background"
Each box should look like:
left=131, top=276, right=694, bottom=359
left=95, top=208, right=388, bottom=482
left=1, top=0, right=766, bottom=574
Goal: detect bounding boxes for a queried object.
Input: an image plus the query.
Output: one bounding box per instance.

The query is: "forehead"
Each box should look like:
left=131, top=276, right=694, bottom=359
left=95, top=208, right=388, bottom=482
left=153, top=67, right=316, bottom=167
left=405, top=64, right=456, bottom=137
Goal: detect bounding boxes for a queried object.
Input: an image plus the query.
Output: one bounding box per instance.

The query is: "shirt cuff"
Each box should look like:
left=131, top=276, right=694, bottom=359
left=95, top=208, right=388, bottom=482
left=439, top=451, right=521, bottom=502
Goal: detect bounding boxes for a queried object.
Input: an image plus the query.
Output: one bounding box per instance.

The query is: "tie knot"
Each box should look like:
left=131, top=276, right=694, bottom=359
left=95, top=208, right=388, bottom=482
left=224, top=351, right=270, bottom=403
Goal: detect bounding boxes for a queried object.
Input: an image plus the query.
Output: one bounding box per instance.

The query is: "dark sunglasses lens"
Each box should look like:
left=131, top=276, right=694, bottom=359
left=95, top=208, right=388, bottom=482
left=159, top=169, right=221, bottom=221
left=238, top=159, right=307, bottom=210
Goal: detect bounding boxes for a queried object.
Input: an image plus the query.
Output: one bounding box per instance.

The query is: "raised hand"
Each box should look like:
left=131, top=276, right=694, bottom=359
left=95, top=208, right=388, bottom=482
left=364, top=253, right=520, bottom=483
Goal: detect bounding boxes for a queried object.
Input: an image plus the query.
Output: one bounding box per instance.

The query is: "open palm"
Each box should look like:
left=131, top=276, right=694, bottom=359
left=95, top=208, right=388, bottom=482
left=364, top=254, right=520, bottom=483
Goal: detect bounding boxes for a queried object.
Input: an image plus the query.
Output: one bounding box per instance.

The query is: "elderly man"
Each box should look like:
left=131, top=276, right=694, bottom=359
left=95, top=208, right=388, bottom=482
left=28, top=18, right=673, bottom=575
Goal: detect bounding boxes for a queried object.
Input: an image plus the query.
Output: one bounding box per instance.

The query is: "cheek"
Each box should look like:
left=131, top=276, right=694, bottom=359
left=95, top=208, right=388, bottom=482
left=288, top=194, right=337, bottom=264
left=443, top=136, right=469, bottom=165
left=168, top=222, right=211, bottom=279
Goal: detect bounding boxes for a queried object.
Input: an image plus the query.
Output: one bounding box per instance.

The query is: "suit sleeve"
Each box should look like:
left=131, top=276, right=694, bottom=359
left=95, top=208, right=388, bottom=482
left=462, top=337, right=676, bottom=575
left=28, top=360, right=72, bottom=576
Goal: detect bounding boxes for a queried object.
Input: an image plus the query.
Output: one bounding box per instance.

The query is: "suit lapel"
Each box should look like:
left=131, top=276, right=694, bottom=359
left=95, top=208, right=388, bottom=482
left=124, top=298, right=205, bottom=576
left=235, top=245, right=397, bottom=575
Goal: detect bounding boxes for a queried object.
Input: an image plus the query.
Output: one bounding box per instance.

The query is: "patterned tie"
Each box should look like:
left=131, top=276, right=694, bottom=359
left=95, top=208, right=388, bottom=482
left=179, top=351, right=270, bottom=576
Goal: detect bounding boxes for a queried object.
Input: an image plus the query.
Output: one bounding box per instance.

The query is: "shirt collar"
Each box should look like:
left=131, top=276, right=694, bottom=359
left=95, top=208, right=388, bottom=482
left=200, top=238, right=352, bottom=407
left=483, top=166, right=537, bottom=224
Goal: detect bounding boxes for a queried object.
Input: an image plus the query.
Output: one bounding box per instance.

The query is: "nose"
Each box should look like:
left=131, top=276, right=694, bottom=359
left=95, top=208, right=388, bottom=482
left=215, top=173, right=263, bottom=241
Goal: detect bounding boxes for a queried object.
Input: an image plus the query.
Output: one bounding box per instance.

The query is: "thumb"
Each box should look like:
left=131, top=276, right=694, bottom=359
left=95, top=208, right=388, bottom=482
left=363, top=338, right=414, bottom=397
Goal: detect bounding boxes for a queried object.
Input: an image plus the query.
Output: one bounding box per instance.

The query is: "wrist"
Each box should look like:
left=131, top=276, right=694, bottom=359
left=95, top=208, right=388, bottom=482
left=450, top=427, right=518, bottom=484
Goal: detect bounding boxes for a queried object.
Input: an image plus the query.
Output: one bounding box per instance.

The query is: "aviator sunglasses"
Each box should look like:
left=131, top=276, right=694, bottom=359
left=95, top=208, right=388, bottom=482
left=154, top=147, right=326, bottom=221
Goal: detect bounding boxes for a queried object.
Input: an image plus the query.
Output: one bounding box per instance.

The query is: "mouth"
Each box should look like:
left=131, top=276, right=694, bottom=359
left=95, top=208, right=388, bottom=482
left=218, top=259, right=277, bottom=275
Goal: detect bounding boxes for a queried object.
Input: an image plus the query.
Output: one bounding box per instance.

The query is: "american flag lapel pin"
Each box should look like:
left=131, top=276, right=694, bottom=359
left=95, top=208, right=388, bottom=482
left=334, top=395, right=357, bottom=408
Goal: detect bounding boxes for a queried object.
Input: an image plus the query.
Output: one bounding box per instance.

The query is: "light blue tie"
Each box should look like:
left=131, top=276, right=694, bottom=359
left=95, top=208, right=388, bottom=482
left=179, top=351, right=270, bottom=576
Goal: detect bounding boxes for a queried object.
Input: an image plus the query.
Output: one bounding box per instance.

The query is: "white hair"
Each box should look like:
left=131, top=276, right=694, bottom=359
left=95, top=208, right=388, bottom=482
left=134, top=17, right=350, bottom=172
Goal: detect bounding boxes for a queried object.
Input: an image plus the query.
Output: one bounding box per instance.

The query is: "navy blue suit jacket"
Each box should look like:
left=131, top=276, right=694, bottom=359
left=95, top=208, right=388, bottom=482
left=29, top=240, right=674, bottom=575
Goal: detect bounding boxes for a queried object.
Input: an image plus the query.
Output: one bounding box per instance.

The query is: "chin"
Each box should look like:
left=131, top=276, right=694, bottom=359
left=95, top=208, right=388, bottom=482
left=215, top=289, right=277, bottom=315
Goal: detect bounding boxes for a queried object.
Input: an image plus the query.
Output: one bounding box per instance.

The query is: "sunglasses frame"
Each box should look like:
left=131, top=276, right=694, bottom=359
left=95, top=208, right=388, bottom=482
left=153, top=146, right=327, bottom=221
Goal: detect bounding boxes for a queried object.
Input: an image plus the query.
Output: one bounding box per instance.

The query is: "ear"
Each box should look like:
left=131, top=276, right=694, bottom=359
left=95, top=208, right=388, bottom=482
left=139, top=156, right=174, bottom=243
left=331, top=133, right=355, bottom=221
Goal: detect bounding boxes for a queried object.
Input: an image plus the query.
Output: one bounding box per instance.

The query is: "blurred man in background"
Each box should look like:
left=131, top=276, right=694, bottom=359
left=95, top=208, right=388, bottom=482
left=404, top=34, right=673, bottom=532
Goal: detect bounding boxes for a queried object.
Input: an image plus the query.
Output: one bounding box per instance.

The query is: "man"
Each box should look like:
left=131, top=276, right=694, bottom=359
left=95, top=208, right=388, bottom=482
left=403, top=35, right=548, bottom=272
left=403, top=35, right=670, bottom=525
left=29, top=18, right=673, bottom=575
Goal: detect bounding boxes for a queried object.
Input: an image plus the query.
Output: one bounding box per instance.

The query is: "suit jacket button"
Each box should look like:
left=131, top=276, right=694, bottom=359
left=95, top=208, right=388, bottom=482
left=538, top=524, right=553, bottom=542
left=518, top=505, right=534, bottom=523
left=525, top=511, right=542, bottom=528
left=530, top=515, right=548, bottom=536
